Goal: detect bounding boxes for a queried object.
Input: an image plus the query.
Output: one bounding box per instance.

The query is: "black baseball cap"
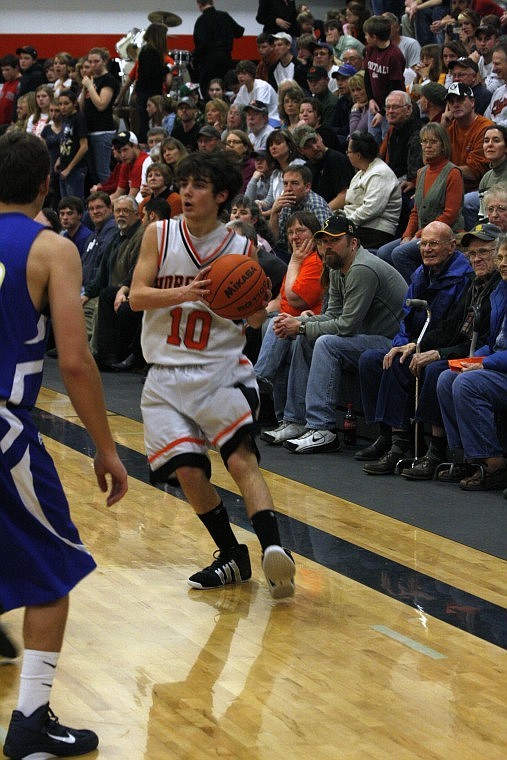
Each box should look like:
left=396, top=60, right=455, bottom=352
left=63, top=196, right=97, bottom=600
left=306, top=66, right=329, bottom=81
left=16, top=46, right=38, bottom=58
left=314, top=215, right=357, bottom=239
left=448, top=57, right=479, bottom=73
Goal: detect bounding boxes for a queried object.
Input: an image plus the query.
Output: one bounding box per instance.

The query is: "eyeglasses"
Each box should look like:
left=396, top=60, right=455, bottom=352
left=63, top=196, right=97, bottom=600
left=466, top=247, right=495, bottom=259
left=226, top=138, right=243, bottom=145
left=486, top=205, right=507, bottom=214
left=420, top=239, right=451, bottom=249
left=385, top=104, right=408, bottom=111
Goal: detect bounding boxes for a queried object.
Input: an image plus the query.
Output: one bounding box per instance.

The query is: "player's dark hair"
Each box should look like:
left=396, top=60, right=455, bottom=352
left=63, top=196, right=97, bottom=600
left=175, top=152, right=243, bottom=213
left=0, top=131, right=49, bottom=203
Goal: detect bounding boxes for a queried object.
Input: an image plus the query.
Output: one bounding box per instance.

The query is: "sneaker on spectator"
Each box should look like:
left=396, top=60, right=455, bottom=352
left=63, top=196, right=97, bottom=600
left=284, top=428, right=340, bottom=454
left=260, top=421, right=306, bottom=445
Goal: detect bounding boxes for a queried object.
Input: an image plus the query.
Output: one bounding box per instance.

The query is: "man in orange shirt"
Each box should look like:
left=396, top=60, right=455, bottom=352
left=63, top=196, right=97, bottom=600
left=442, top=82, right=493, bottom=192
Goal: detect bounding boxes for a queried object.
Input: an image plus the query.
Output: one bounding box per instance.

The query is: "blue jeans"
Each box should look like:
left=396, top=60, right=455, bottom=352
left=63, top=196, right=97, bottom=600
left=88, top=131, right=114, bottom=184
left=283, top=333, right=392, bottom=428
left=437, top=367, right=507, bottom=458
left=415, top=6, right=446, bottom=46
left=463, top=191, right=480, bottom=231
left=254, top=318, right=295, bottom=420
left=59, top=165, right=87, bottom=200
left=377, top=239, right=421, bottom=284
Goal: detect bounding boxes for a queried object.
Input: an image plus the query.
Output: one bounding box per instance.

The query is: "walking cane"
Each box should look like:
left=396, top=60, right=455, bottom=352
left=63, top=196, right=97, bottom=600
left=395, top=298, right=432, bottom=472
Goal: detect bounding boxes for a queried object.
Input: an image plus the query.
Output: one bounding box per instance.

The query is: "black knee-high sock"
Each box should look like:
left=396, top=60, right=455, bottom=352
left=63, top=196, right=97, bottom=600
left=251, top=509, right=281, bottom=552
left=198, top=502, right=239, bottom=551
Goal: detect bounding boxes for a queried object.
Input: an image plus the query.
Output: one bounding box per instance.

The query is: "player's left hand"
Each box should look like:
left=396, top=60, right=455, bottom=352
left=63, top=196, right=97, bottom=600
left=94, top=450, right=128, bottom=507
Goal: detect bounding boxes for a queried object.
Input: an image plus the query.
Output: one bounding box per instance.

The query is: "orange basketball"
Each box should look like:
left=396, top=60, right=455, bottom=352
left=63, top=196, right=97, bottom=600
left=207, top=254, right=269, bottom=320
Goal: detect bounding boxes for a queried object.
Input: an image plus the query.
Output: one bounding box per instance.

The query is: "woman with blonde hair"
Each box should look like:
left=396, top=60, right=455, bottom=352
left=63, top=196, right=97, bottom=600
left=160, top=136, right=188, bottom=181
left=13, top=92, right=36, bottom=133
left=348, top=70, right=368, bottom=135
left=52, top=52, right=74, bottom=97
left=26, top=85, right=53, bottom=138
left=204, top=98, right=229, bottom=132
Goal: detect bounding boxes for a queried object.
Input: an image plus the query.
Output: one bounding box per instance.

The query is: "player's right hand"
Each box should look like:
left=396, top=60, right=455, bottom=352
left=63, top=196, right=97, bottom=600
left=185, top=266, right=211, bottom=302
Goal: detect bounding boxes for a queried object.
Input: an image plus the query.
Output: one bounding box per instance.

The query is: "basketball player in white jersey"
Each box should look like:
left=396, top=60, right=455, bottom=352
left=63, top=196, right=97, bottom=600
left=130, top=152, right=296, bottom=599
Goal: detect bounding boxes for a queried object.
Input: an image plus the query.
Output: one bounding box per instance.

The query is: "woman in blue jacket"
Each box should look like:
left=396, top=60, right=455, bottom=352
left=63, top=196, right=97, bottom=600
left=437, top=236, right=507, bottom=491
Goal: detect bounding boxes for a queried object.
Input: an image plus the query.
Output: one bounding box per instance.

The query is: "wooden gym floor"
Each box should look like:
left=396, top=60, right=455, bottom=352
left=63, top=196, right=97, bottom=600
left=0, top=385, right=506, bottom=759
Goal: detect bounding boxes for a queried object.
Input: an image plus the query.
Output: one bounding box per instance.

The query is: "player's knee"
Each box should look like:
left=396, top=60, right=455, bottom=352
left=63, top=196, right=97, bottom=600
left=174, top=465, right=208, bottom=489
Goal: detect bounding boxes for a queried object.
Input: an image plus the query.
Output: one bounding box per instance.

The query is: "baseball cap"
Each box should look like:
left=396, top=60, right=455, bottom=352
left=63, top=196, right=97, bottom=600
left=16, top=45, right=38, bottom=58
left=179, top=82, right=200, bottom=97
left=177, top=96, right=196, bottom=107
left=461, top=223, right=502, bottom=247
left=310, top=41, right=335, bottom=55
left=332, top=63, right=358, bottom=78
left=306, top=66, right=329, bottom=81
left=272, top=32, right=292, bottom=44
left=475, top=24, right=499, bottom=37
left=448, top=57, right=479, bottom=73
left=198, top=125, right=221, bottom=139
left=421, top=82, right=447, bottom=107
left=445, top=82, right=474, bottom=99
left=244, top=99, right=268, bottom=114
left=112, top=130, right=138, bottom=147
left=252, top=149, right=268, bottom=158
left=314, top=215, right=357, bottom=239
left=292, top=125, right=319, bottom=148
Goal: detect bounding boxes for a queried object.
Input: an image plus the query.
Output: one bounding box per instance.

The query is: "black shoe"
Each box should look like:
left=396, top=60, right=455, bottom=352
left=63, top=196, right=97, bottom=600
left=188, top=544, right=252, bottom=589
left=401, top=453, right=442, bottom=480
left=363, top=448, right=410, bottom=475
left=111, top=353, right=145, bottom=372
left=3, top=703, right=98, bottom=758
left=354, top=435, right=392, bottom=461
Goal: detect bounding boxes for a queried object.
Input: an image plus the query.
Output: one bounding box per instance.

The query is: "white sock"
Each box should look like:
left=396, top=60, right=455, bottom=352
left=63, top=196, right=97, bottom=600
left=16, top=649, right=60, bottom=717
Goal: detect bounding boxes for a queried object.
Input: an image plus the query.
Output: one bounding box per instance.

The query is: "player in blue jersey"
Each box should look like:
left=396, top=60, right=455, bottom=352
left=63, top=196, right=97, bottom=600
left=0, top=130, right=128, bottom=759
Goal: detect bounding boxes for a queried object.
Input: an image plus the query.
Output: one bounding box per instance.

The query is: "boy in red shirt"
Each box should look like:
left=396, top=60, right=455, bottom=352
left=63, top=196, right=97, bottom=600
left=363, top=16, right=406, bottom=143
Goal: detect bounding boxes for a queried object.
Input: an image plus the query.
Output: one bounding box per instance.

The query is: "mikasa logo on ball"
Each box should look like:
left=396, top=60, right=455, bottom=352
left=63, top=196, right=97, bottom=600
left=224, top=264, right=258, bottom=299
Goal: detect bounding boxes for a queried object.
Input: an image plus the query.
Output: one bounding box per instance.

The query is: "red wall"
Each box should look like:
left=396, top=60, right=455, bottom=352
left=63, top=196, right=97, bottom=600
left=0, top=34, right=259, bottom=61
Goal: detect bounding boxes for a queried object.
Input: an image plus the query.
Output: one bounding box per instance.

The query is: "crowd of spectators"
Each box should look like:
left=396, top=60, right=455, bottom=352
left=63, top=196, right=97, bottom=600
left=2, top=0, right=507, bottom=494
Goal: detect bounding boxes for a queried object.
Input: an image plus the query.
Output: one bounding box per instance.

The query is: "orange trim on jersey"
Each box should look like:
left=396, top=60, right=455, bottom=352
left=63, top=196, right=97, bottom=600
left=239, top=357, right=252, bottom=366
left=181, top=218, right=236, bottom=265
left=157, top=219, right=169, bottom=269
left=148, top=435, right=206, bottom=463
left=211, top=411, right=253, bottom=448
